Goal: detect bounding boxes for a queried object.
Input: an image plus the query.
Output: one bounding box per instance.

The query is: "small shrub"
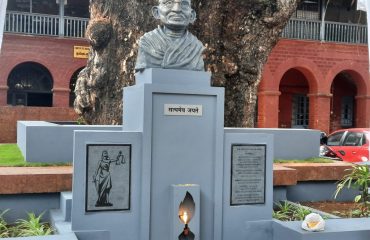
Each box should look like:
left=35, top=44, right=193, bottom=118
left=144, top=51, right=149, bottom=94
left=15, top=212, right=53, bottom=237
left=0, top=209, right=10, bottom=238
left=335, top=165, right=370, bottom=217
left=273, top=201, right=313, bottom=221
left=0, top=210, right=53, bottom=237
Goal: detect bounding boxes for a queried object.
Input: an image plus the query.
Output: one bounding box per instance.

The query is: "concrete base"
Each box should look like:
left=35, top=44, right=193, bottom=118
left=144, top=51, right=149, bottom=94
left=17, top=121, right=121, bottom=163
left=225, top=128, right=320, bottom=160
left=0, top=193, right=60, bottom=224
left=287, top=181, right=357, bottom=202
left=273, top=219, right=370, bottom=240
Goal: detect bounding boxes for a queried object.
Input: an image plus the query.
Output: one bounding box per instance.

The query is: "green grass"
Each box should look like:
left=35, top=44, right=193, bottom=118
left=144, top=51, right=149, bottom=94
left=0, top=144, right=70, bottom=167
left=274, top=157, right=336, bottom=164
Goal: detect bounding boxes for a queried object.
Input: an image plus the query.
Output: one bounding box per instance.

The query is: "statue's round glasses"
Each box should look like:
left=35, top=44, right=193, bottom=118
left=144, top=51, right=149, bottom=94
left=160, top=0, right=191, bottom=10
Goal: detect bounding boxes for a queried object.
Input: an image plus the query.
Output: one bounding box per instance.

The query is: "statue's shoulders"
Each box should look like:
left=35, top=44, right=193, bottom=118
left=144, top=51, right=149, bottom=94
left=140, top=27, right=163, bottom=41
left=186, top=32, right=204, bottom=47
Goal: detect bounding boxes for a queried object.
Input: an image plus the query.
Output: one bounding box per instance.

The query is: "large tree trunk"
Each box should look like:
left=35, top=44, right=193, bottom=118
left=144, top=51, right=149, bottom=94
left=75, top=0, right=299, bottom=127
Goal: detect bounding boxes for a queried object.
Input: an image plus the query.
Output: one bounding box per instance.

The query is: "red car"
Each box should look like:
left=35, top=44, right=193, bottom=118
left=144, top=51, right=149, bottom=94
left=324, top=128, right=370, bottom=163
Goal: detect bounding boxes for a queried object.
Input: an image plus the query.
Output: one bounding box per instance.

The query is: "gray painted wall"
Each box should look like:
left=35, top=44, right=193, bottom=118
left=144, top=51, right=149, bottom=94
left=122, top=69, right=225, bottom=240
left=222, top=133, right=274, bottom=240
left=286, top=181, right=358, bottom=202
left=273, top=219, right=370, bottom=240
left=17, top=121, right=121, bottom=163
left=0, top=193, right=59, bottom=224
left=72, top=131, right=142, bottom=240
left=225, top=128, right=320, bottom=160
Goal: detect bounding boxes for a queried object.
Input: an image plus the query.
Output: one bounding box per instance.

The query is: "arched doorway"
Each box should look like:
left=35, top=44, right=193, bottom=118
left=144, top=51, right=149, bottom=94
left=330, top=71, right=357, bottom=132
left=69, top=67, right=84, bottom=107
left=7, top=62, right=53, bottom=107
left=278, top=69, right=310, bottom=128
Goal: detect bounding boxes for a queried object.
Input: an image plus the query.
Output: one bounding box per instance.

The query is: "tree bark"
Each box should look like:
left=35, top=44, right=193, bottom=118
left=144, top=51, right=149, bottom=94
left=75, top=0, right=299, bottom=126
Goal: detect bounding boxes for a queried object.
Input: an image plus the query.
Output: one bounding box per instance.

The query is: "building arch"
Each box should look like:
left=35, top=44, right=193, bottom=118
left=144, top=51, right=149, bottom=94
left=258, top=58, right=323, bottom=129
left=263, top=58, right=323, bottom=93
left=7, top=62, right=53, bottom=107
left=324, top=61, right=369, bottom=96
left=69, top=67, right=85, bottom=107
left=326, top=64, right=369, bottom=131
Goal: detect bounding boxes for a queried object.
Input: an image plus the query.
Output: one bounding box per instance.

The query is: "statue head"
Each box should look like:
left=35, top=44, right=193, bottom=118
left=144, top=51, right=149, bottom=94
left=152, top=0, right=196, bottom=30
left=102, top=150, right=109, bottom=159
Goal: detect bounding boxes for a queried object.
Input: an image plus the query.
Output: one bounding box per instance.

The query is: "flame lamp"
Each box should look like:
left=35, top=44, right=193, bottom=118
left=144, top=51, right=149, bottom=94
left=170, top=184, right=200, bottom=240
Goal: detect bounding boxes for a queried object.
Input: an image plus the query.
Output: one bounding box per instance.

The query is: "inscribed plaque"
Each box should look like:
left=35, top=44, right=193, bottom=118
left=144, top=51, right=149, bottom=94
left=230, top=144, right=266, bottom=205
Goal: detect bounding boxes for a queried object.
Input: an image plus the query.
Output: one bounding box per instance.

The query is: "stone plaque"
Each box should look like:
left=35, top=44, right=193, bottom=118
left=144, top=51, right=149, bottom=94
left=164, top=104, right=203, bottom=116
left=230, top=144, right=266, bottom=205
left=85, top=144, right=131, bottom=212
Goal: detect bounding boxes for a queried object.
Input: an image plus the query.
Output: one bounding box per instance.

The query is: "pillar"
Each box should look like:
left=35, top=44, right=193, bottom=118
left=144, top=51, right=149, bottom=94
left=257, top=91, right=280, bottom=128
left=308, top=93, right=332, bottom=134
left=0, top=85, right=8, bottom=105
left=53, top=88, right=71, bottom=107
left=355, top=95, right=370, bottom=128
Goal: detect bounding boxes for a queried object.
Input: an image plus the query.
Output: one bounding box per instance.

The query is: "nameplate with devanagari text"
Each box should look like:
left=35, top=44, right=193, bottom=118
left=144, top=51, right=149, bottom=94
left=164, top=104, right=203, bottom=116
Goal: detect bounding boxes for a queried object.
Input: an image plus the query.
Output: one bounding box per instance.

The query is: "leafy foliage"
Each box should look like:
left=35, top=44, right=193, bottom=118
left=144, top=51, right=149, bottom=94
left=15, top=212, right=53, bottom=237
left=273, top=201, right=313, bottom=221
left=335, top=165, right=370, bottom=217
left=0, top=209, right=10, bottom=238
left=0, top=210, right=53, bottom=237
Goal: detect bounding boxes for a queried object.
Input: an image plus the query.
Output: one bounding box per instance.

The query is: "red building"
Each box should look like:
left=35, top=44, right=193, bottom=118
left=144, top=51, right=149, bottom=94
left=258, top=0, right=369, bottom=134
left=0, top=0, right=88, bottom=142
left=0, top=0, right=369, bottom=142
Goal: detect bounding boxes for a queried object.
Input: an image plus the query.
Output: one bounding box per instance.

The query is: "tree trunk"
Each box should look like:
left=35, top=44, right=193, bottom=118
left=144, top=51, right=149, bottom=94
left=75, top=0, right=299, bottom=126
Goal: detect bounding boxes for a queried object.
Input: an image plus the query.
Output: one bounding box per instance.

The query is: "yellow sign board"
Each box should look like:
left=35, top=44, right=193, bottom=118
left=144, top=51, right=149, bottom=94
left=74, top=46, right=89, bottom=59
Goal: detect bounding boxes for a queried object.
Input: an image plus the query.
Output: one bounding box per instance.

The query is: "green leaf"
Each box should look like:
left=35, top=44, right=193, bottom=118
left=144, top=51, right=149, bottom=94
left=355, top=195, right=362, bottom=202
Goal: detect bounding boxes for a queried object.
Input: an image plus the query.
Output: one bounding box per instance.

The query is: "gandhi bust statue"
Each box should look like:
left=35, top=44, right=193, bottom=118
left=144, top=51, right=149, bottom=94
left=135, top=0, right=205, bottom=72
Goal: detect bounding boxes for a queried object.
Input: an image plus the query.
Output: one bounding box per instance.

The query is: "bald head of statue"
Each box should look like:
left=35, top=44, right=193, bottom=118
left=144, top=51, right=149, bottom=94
left=152, top=0, right=196, bottom=31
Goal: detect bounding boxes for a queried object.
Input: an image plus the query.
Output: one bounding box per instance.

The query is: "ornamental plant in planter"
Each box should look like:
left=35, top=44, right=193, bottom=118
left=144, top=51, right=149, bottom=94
left=298, top=164, right=370, bottom=219
left=273, top=201, right=314, bottom=221
left=334, top=164, right=370, bottom=217
left=0, top=210, right=53, bottom=238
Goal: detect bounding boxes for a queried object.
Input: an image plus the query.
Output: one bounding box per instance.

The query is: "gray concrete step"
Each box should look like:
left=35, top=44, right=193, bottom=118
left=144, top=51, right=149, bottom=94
left=59, top=192, right=72, bottom=222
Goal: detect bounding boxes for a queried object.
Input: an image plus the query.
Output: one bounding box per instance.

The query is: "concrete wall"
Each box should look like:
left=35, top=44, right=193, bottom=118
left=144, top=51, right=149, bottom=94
left=0, top=193, right=60, bottom=224
left=273, top=218, right=370, bottom=240
left=225, top=128, right=320, bottom=159
left=0, top=106, right=78, bottom=143
left=17, top=121, right=122, bottom=163
left=286, top=181, right=357, bottom=202
left=273, top=182, right=357, bottom=203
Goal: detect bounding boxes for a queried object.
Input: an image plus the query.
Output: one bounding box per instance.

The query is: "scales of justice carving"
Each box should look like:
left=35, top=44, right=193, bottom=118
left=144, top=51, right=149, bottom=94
left=135, top=0, right=205, bottom=72
left=86, top=145, right=131, bottom=212
left=93, top=150, right=126, bottom=207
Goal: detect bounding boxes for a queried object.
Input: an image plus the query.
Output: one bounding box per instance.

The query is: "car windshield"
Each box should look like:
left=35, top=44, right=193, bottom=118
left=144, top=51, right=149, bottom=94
left=342, top=132, right=364, bottom=146
left=327, top=131, right=344, bottom=146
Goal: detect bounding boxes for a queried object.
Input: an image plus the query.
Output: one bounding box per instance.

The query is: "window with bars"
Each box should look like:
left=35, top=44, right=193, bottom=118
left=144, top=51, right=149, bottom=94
left=292, top=95, right=309, bottom=128
left=341, top=96, right=354, bottom=127
left=293, top=0, right=321, bottom=20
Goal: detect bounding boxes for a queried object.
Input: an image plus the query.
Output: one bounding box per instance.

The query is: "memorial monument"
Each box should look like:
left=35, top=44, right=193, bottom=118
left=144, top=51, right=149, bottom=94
left=71, top=1, right=273, bottom=239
